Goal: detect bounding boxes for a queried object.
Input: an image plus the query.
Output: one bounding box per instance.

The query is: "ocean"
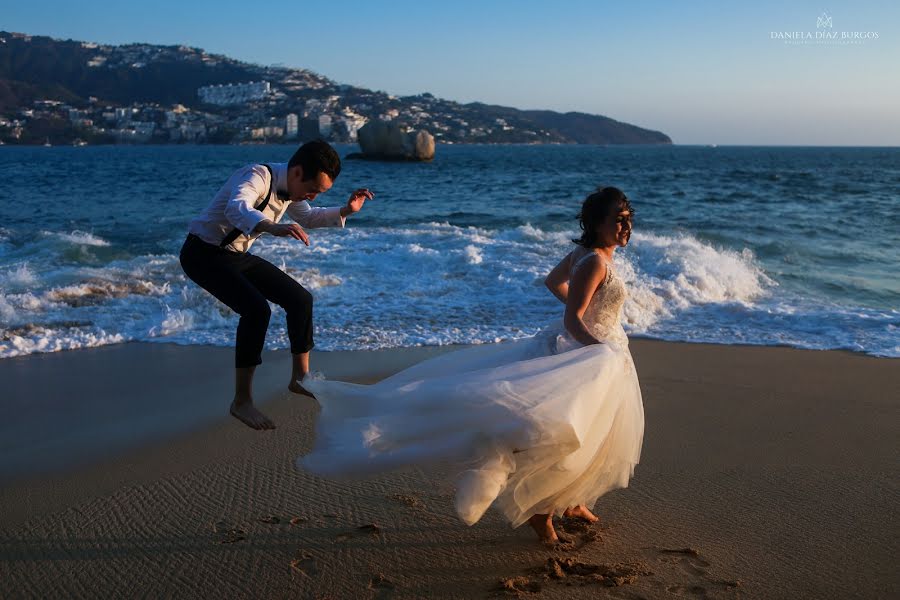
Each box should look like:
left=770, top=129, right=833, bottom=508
left=0, top=144, right=897, bottom=359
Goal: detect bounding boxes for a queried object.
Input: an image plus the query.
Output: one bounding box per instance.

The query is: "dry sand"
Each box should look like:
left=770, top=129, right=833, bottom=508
left=0, top=340, right=897, bottom=599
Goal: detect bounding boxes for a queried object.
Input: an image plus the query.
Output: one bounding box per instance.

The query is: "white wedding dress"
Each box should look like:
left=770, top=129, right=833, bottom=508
left=299, top=252, right=644, bottom=528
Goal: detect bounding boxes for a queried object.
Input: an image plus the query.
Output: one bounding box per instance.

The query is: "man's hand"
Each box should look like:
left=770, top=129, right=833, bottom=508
left=256, top=220, right=309, bottom=245
left=340, top=188, right=374, bottom=217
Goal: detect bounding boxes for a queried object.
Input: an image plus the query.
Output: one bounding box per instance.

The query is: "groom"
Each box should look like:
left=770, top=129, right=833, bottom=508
left=180, top=140, right=373, bottom=430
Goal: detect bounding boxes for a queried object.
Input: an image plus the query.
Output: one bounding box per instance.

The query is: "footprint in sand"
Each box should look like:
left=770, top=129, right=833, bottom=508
left=658, top=548, right=711, bottom=576
left=497, top=576, right=542, bottom=596
left=666, top=584, right=710, bottom=597
left=290, top=553, right=318, bottom=578
left=212, top=520, right=246, bottom=544
left=335, top=523, right=383, bottom=543
left=257, top=515, right=282, bottom=524
left=544, top=532, right=578, bottom=552
left=550, top=517, right=603, bottom=551
left=357, top=523, right=382, bottom=536
left=387, top=493, right=426, bottom=509
left=524, top=558, right=652, bottom=589
left=369, top=574, right=396, bottom=600
left=557, top=516, right=595, bottom=534
left=655, top=548, right=741, bottom=597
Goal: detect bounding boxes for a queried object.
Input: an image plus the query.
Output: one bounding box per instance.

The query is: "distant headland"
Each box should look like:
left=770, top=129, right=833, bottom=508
left=0, top=31, right=672, bottom=147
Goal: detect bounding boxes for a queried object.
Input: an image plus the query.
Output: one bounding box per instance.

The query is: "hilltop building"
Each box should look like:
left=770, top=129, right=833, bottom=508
left=197, top=81, right=271, bottom=106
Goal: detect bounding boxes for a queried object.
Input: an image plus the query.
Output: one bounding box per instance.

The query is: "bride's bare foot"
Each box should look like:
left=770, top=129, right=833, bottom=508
left=230, top=400, right=276, bottom=430
left=563, top=504, right=599, bottom=523
left=288, top=379, right=316, bottom=399
left=528, top=513, right=558, bottom=544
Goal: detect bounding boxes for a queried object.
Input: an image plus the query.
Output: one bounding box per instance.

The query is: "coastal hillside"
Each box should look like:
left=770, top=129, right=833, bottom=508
left=0, top=31, right=672, bottom=145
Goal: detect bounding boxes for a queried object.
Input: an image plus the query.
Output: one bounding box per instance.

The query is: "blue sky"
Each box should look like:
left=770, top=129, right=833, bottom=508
left=6, top=0, right=899, bottom=145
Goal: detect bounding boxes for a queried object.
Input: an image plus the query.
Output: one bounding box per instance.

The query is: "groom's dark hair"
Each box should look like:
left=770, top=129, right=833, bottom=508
left=573, top=187, right=632, bottom=247
left=289, top=140, right=342, bottom=182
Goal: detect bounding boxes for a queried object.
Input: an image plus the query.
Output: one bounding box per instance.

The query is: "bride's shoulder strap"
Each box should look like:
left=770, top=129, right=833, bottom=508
left=572, top=251, right=608, bottom=280
left=572, top=252, right=613, bottom=289
left=573, top=250, right=598, bottom=268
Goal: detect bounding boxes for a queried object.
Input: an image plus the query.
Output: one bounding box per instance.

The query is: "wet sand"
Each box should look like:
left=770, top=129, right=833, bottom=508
left=0, top=340, right=897, bottom=599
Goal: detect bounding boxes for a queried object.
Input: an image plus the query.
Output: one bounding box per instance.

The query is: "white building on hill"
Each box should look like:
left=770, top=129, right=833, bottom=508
left=285, top=113, right=299, bottom=138
left=197, top=81, right=271, bottom=106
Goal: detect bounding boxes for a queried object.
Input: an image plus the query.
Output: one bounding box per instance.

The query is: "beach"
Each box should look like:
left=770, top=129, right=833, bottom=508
left=0, top=340, right=896, bottom=599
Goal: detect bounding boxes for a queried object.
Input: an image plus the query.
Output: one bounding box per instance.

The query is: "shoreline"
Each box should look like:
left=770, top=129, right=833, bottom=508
left=2, top=330, right=896, bottom=364
left=0, top=339, right=897, bottom=598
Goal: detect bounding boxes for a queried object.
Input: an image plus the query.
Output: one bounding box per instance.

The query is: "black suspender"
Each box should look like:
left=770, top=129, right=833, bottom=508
left=220, top=164, right=275, bottom=249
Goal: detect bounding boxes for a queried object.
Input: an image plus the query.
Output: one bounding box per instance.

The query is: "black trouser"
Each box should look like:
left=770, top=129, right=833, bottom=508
left=179, top=234, right=314, bottom=368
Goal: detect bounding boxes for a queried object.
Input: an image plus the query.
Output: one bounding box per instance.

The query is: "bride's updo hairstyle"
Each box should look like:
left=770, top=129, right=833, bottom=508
left=574, top=187, right=632, bottom=247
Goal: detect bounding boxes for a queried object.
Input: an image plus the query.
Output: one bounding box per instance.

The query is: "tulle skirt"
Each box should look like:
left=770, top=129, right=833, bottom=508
left=298, top=323, right=644, bottom=528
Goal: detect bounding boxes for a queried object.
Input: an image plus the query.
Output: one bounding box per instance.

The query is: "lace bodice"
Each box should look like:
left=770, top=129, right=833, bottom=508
left=535, top=251, right=630, bottom=357
left=572, top=253, right=628, bottom=348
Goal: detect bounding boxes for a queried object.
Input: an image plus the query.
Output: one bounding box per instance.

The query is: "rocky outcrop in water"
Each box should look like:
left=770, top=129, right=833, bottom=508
left=350, top=121, right=435, bottom=161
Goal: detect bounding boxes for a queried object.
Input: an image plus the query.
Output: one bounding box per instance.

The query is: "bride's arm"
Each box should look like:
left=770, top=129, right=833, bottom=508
left=544, top=252, right=573, bottom=304
left=564, top=255, right=606, bottom=345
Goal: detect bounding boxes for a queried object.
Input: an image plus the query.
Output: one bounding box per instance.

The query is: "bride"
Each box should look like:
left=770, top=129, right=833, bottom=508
left=298, top=186, right=644, bottom=543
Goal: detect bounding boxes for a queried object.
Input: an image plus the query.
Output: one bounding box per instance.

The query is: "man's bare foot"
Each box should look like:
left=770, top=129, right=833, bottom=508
left=563, top=505, right=599, bottom=523
left=288, top=379, right=316, bottom=399
left=528, top=513, right=558, bottom=544
left=230, top=400, right=276, bottom=430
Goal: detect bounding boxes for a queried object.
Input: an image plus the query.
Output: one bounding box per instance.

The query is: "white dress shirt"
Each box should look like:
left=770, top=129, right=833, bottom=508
left=188, top=162, right=345, bottom=253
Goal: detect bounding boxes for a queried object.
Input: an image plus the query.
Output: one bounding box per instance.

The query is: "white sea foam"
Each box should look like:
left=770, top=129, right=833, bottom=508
left=407, top=243, right=439, bottom=255
left=464, top=245, right=484, bottom=265
left=150, top=306, right=195, bottom=337
left=287, top=267, right=343, bottom=290
left=0, top=264, right=36, bottom=288
left=2, top=291, right=45, bottom=314
left=51, top=230, right=111, bottom=247
left=45, top=280, right=170, bottom=305
left=616, top=232, right=773, bottom=332
left=0, top=223, right=895, bottom=359
left=513, top=223, right=572, bottom=244
left=0, top=294, right=16, bottom=322
left=0, top=329, right=125, bottom=357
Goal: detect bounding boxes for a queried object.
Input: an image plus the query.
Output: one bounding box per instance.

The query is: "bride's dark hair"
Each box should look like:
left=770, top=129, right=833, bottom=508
left=573, top=187, right=632, bottom=248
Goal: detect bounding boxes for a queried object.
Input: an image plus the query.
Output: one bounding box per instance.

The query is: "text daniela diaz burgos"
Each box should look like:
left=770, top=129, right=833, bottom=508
left=770, top=30, right=879, bottom=42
